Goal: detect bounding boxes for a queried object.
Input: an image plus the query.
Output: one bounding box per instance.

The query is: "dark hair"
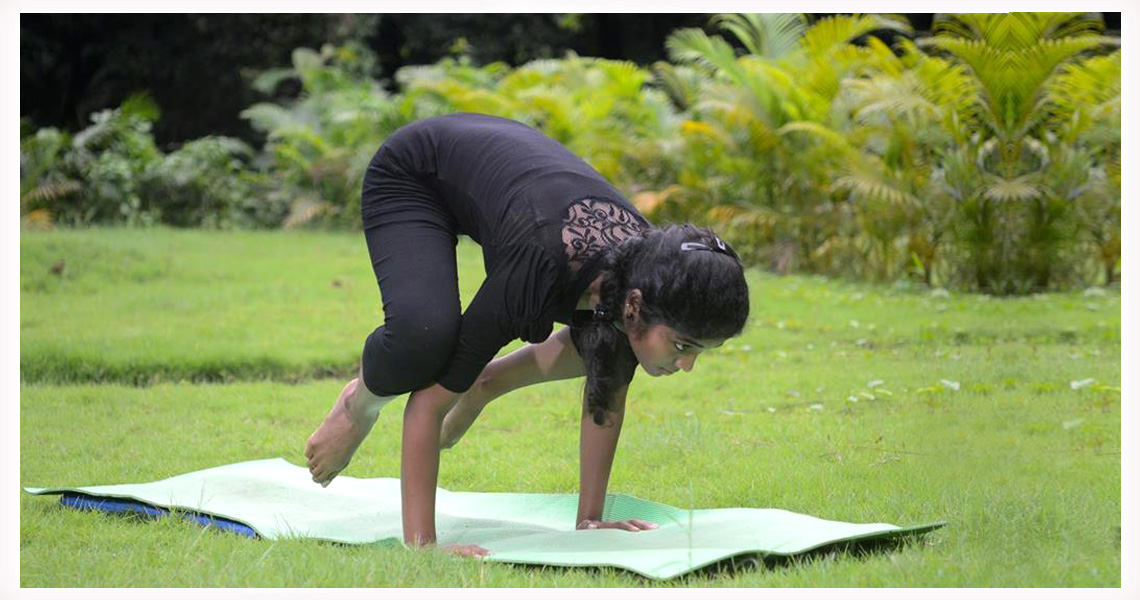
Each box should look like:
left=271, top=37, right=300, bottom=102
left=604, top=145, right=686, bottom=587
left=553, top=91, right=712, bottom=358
left=568, top=223, right=750, bottom=426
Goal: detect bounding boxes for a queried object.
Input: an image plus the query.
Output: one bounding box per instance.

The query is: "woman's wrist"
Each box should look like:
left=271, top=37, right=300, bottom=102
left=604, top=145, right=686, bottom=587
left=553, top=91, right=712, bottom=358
left=404, top=532, right=437, bottom=547
left=577, top=518, right=601, bottom=530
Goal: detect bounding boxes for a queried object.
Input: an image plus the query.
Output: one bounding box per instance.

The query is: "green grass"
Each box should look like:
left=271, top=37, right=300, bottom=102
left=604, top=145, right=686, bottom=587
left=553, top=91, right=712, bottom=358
left=19, top=227, right=1121, bottom=586
left=19, top=227, right=487, bottom=384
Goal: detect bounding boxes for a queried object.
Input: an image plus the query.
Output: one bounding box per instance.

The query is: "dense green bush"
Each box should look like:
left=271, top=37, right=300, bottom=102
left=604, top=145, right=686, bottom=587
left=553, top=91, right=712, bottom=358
left=137, top=137, right=285, bottom=228
left=21, top=95, right=159, bottom=227
left=238, top=42, right=422, bottom=229
left=20, top=94, right=274, bottom=229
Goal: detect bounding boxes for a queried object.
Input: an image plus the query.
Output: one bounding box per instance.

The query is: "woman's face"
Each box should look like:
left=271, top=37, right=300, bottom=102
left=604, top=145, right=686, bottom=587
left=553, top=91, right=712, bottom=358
left=621, top=290, right=726, bottom=377
left=627, top=324, right=726, bottom=376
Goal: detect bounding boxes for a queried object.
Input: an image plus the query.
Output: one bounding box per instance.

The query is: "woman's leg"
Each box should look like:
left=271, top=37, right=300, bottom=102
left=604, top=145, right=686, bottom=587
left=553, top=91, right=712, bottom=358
left=440, top=325, right=585, bottom=449
left=307, top=164, right=463, bottom=486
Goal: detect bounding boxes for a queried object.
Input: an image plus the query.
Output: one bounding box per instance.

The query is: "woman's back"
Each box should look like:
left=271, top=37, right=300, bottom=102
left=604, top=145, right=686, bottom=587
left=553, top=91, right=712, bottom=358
left=377, top=112, right=631, bottom=254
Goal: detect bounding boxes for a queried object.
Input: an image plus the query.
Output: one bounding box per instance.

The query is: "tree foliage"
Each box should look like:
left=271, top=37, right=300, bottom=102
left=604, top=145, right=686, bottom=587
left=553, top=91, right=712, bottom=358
left=20, top=13, right=1121, bottom=292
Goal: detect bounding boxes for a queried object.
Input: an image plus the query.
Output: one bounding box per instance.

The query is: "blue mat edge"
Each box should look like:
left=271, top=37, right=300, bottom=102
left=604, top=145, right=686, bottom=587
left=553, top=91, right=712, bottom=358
left=58, top=492, right=260, bottom=538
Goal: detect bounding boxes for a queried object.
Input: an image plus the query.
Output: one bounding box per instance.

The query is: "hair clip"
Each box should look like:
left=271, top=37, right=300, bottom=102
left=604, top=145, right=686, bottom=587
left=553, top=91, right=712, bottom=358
left=680, top=236, right=729, bottom=254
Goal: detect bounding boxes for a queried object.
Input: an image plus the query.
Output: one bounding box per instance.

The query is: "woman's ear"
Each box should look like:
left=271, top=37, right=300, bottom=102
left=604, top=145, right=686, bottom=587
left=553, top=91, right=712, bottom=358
left=620, top=288, right=647, bottom=335
left=625, top=289, right=642, bottom=317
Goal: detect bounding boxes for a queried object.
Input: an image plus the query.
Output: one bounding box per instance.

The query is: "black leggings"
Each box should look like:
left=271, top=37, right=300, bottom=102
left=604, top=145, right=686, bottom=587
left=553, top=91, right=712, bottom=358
left=358, top=147, right=464, bottom=397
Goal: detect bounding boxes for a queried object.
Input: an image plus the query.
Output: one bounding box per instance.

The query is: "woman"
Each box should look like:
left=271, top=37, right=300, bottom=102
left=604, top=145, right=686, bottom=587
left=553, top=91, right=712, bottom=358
left=304, top=112, right=750, bottom=558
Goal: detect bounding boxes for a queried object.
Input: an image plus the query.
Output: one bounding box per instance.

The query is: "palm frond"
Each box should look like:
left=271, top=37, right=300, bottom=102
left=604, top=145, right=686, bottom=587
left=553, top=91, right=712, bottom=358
left=843, top=74, right=942, bottom=128
left=799, top=13, right=912, bottom=59
left=982, top=174, right=1044, bottom=202
left=665, top=28, right=743, bottom=79
left=1048, top=50, right=1120, bottom=110
left=650, top=61, right=708, bottom=111
left=596, top=59, right=649, bottom=98
left=930, top=13, right=994, bottom=41
left=679, top=119, right=736, bottom=149
left=776, top=121, right=857, bottom=159
left=711, top=13, right=807, bottom=59
left=831, top=166, right=921, bottom=208
left=1014, top=12, right=1104, bottom=42
left=22, top=180, right=83, bottom=205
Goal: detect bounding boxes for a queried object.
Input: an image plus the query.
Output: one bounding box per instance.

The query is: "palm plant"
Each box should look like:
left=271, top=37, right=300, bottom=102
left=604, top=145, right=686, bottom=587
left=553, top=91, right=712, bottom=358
left=916, top=12, right=1119, bottom=292
left=1045, top=49, right=1121, bottom=285
left=658, top=13, right=913, bottom=274
left=812, top=36, right=977, bottom=284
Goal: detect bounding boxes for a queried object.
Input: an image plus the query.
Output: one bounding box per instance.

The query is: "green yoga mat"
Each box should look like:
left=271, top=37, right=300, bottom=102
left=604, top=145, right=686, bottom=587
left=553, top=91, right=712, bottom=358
left=24, top=458, right=946, bottom=580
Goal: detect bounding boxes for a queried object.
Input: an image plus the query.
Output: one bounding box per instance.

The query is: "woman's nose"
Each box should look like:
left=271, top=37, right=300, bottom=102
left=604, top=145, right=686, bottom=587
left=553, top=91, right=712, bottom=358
left=676, top=355, right=696, bottom=372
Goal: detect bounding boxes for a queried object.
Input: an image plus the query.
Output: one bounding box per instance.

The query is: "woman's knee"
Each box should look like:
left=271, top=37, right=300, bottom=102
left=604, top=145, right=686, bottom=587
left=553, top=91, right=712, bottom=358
left=360, top=311, right=461, bottom=395
left=394, top=305, right=461, bottom=359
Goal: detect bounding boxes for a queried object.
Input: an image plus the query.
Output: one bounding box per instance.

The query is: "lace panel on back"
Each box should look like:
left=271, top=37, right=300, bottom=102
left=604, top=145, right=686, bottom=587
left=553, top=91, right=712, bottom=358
left=561, top=198, right=646, bottom=275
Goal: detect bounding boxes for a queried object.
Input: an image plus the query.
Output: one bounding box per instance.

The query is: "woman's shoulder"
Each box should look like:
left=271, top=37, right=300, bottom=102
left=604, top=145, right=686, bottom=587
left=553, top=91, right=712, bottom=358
left=559, top=195, right=651, bottom=274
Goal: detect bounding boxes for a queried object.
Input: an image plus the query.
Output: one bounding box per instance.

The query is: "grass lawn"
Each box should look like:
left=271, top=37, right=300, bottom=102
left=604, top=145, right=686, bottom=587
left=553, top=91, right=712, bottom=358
left=19, top=227, right=1121, bottom=586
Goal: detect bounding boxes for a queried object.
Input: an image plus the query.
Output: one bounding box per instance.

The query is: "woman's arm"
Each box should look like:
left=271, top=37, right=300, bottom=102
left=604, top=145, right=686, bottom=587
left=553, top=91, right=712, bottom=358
left=441, top=326, right=586, bottom=449
left=400, top=382, right=466, bottom=547
left=576, top=384, right=628, bottom=526
left=575, top=385, right=658, bottom=532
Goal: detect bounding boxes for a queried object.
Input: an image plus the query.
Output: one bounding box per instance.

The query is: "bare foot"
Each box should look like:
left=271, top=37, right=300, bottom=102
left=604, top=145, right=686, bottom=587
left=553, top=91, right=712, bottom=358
left=305, top=378, right=381, bottom=487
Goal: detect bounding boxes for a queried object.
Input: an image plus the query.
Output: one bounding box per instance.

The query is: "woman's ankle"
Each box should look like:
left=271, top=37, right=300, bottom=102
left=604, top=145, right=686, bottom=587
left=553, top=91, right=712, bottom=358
left=345, top=378, right=397, bottom=421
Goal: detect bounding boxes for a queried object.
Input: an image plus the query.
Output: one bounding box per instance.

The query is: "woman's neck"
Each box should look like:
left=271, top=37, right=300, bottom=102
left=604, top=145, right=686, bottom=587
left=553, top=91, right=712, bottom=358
left=576, top=274, right=605, bottom=311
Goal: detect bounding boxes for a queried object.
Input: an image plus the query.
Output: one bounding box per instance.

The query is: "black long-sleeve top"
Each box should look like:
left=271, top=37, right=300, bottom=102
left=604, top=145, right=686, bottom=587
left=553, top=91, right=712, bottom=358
left=374, top=112, right=652, bottom=394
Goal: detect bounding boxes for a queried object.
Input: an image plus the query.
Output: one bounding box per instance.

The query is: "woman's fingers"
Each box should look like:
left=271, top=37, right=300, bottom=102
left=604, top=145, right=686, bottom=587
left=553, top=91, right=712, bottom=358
left=620, top=519, right=657, bottom=531
left=312, top=467, right=334, bottom=486
left=580, top=519, right=660, bottom=531
left=609, top=519, right=656, bottom=531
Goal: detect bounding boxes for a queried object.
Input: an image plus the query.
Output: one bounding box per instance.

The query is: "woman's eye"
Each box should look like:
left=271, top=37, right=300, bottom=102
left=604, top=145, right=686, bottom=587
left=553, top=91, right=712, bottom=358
left=674, top=342, right=688, bottom=352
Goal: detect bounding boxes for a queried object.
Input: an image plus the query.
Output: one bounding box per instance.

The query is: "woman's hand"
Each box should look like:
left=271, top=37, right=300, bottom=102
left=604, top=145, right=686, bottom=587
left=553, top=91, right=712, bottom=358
left=577, top=518, right=659, bottom=532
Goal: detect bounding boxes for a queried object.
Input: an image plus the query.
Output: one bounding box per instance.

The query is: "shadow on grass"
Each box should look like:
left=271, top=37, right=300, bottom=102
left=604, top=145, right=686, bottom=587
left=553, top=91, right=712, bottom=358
left=20, top=358, right=357, bottom=386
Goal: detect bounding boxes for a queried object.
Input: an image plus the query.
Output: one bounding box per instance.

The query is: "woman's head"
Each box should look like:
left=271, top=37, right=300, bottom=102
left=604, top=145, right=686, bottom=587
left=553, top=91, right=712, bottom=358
left=615, top=287, right=728, bottom=377
left=569, top=224, right=750, bottom=425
